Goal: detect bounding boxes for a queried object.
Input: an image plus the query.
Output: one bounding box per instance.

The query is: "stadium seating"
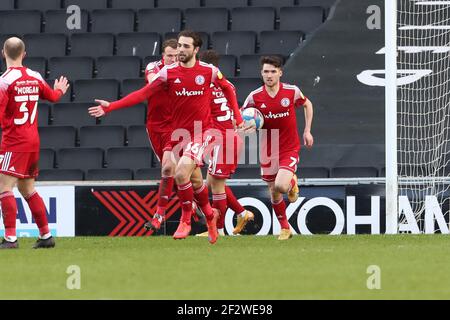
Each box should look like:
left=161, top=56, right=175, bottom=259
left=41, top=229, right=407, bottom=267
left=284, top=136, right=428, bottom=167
left=250, top=0, right=295, bottom=18
left=185, top=8, right=229, bottom=34
left=17, top=0, right=61, bottom=10
left=44, top=9, right=89, bottom=33
left=157, top=0, right=201, bottom=9
left=38, top=103, right=51, bottom=127
left=63, top=0, right=108, bottom=10
left=0, top=0, right=343, bottom=181
left=96, top=56, right=142, bottom=80
left=121, top=78, right=146, bottom=96
left=73, top=79, right=119, bottom=102
left=0, top=0, right=15, bottom=10
left=37, top=169, right=85, bottom=181
left=259, top=31, right=304, bottom=56
left=69, top=33, right=114, bottom=57
left=91, top=9, right=136, bottom=34
left=143, top=55, right=163, bottom=68
left=230, top=77, right=262, bottom=104
left=330, top=167, right=379, bottom=178
left=48, top=57, right=94, bottom=80
left=99, top=104, right=146, bottom=126
left=52, top=103, right=97, bottom=127
left=39, top=126, right=77, bottom=148
left=280, top=6, right=324, bottom=33
left=212, top=31, right=257, bottom=56
left=57, top=147, right=104, bottom=170
left=298, top=167, right=330, bottom=178
left=126, top=126, right=150, bottom=147
left=217, top=55, right=237, bottom=77
left=165, top=32, right=209, bottom=49
left=23, top=34, right=67, bottom=58
left=116, top=33, right=161, bottom=57
left=111, top=0, right=155, bottom=10
left=0, top=10, right=42, bottom=34
left=106, top=147, right=153, bottom=169
left=137, top=9, right=182, bottom=34
left=79, top=125, right=125, bottom=148
left=86, top=169, right=133, bottom=180
left=204, top=0, right=248, bottom=9
left=231, top=7, right=275, bottom=33
left=39, top=148, right=56, bottom=169
left=24, top=57, right=47, bottom=78
left=134, top=168, right=163, bottom=180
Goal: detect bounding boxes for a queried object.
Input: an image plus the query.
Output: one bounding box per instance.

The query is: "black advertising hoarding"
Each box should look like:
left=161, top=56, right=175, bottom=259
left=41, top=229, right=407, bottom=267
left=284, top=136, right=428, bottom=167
left=75, top=184, right=393, bottom=236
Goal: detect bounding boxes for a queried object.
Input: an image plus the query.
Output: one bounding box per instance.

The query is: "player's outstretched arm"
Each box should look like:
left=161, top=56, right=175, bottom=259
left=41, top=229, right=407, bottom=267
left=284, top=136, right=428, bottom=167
left=88, top=99, right=109, bottom=118
left=303, top=98, right=314, bottom=148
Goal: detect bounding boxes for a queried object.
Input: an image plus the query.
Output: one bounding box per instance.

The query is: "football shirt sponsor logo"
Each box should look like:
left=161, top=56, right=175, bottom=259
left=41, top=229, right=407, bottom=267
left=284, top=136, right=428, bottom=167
left=264, top=111, right=290, bottom=119
left=175, top=88, right=204, bottom=96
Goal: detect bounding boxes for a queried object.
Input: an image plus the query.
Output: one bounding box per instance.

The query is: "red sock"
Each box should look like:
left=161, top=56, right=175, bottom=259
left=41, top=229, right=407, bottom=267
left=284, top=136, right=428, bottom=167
left=0, top=191, right=17, bottom=238
left=26, top=191, right=50, bottom=236
left=193, top=183, right=214, bottom=220
left=272, top=198, right=290, bottom=229
left=177, top=182, right=194, bottom=225
left=156, top=176, right=174, bottom=216
left=212, top=193, right=227, bottom=229
left=288, top=178, right=296, bottom=193
left=225, top=185, right=245, bottom=215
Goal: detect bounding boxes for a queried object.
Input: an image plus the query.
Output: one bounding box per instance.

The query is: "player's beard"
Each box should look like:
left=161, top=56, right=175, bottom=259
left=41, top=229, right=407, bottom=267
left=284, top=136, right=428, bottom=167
left=178, top=51, right=194, bottom=63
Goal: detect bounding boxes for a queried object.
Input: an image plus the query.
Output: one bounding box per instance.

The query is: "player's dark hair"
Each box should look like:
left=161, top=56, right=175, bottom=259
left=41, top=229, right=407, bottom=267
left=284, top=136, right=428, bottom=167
left=3, top=37, right=25, bottom=60
left=177, top=30, right=203, bottom=49
left=162, top=38, right=178, bottom=52
left=199, top=49, right=220, bottom=67
left=260, top=56, right=283, bottom=69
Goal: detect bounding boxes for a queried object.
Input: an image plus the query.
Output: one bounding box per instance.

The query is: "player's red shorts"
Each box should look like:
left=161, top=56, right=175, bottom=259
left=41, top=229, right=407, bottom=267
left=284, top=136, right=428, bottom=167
left=0, top=151, right=39, bottom=179
left=261, top=150, right=299, bottom=182
left=169, top=131, right=212, bottom=167
left=208, top=132, right=243, bottom=179
left=147, top=129, right=173, bottom=162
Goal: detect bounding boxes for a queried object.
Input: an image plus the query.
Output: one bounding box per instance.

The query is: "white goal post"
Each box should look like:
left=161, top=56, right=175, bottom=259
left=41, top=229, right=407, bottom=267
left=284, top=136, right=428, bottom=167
left=385, top=0, right=398, bottom=234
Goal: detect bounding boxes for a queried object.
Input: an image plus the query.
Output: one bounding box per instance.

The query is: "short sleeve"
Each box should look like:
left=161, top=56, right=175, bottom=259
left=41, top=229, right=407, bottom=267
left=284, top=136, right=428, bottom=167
left=294, top=85, right=307, bottom=107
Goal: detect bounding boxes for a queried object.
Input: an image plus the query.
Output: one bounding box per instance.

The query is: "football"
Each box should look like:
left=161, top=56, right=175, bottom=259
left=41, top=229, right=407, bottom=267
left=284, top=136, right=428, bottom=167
left=241, top=107, right=264, bottom=130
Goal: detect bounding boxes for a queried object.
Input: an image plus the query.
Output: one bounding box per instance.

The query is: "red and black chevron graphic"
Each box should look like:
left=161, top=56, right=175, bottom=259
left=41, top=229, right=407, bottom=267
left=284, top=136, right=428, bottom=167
left=92, top=190, right=180, bottom=236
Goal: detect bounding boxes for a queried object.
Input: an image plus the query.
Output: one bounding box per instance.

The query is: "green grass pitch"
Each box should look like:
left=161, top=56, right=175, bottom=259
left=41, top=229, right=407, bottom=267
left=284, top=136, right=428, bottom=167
left=1, top=234, right=450, bottom=299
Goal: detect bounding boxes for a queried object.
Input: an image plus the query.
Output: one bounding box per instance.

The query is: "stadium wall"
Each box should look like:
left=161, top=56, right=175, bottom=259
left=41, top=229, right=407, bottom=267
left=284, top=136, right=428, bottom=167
left=1, top=179, right=448, bottom=236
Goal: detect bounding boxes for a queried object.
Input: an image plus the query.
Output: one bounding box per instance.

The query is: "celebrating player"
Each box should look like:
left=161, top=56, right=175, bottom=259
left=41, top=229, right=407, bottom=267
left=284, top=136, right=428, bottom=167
left=89, top=31, right=244, bottom=244
left=197, top=50, right=254, bottom=237
left=242, top=56, right=314, bottom=240
left=0, top=37, right=70, bottom=249
left=140, top=38, right=178, bottom=232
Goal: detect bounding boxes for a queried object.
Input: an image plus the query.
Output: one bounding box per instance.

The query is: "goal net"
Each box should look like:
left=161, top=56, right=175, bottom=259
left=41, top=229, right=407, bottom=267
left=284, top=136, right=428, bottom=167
left=397, top=0, right=450, bottom=233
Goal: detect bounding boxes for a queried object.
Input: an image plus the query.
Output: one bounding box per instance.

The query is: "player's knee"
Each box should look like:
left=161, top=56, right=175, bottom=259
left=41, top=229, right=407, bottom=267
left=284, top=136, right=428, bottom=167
left=161, top=164, right=174, bottom=177
left=18, top=185, right=34, bottom=198
left=174, top=170, right=188, bottom=184
left=274, top=182, right=289, bottom=194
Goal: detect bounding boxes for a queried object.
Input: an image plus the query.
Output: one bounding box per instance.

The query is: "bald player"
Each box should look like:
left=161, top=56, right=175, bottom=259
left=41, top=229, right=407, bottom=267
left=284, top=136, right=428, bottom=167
left=0, top=37, right=69, bottom=249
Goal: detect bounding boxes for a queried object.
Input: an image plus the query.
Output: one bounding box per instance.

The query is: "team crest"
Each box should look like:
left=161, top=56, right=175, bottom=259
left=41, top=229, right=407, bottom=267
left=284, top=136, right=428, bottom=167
left=281, top=98, right=290, bottom=107
left=195, top=75, right=205, bottom=85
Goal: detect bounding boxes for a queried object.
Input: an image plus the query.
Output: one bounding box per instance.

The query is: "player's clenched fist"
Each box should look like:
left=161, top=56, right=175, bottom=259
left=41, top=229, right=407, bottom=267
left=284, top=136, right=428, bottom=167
left=88, top=99, right=110, bottom=118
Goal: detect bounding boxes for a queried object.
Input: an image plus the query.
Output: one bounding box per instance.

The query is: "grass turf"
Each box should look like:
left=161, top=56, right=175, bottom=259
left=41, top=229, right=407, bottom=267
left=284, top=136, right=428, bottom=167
left=0, top=234, right=450, bottom=299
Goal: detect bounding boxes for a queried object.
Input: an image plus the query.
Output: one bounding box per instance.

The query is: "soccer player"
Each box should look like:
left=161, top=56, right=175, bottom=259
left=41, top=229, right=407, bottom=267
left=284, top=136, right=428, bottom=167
left=242, top=56, right=314, bottom=240
left=0, top=37, right=69, bottom=249
left=197, top=50, right=254, bottom=236
left=140, top=38, right=178, bottom=232
left=88, top=30, right=244, bottom=244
